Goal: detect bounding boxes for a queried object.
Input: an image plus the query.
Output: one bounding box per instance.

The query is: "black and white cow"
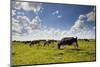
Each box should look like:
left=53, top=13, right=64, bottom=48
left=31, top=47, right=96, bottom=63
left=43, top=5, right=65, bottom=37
left=29, top=40, right=46, bottom=46
left=24, top=41, right=31, bottom=44
left=57, top=37, right=78, bottom=49
left=29, top=40, right=40, bottom=46
left=44, top=40, right=58, bottom=46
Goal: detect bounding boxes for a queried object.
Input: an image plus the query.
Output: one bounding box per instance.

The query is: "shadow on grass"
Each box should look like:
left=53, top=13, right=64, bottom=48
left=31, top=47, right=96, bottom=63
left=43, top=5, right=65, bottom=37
left=70, top=48, right=95, bottom=56
left=70, top=48, right=84, bottom=51
left=58, top=48, right=64, bottom=50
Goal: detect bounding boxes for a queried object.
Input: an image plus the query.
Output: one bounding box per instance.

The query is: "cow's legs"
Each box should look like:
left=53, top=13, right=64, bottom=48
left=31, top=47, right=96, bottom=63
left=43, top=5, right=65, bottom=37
left=38, top=42, right=41, bottom=46
left=58, top=43, right=61, bottom=49
left=29, top=43, right=32, bottom=47
left=44, top=41, right=50, bottom=46
left=47, top=41, right=51, bottom=46
left=29, top=42, right=34, bottom=47
left=76, top=42, right=78, bottom=48
left=73, top=42, right=78, bottom=48
left=44, top=42, right=47, bottom=46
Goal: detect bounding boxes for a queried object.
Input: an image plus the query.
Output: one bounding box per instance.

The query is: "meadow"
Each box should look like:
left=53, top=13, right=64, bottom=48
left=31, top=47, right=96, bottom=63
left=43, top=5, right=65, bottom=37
left=12, top=39, right=96, bottom=66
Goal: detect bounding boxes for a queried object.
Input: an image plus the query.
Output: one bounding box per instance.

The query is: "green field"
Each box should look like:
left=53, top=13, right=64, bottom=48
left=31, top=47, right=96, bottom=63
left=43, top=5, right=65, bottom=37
left=12, top=39, right=96, bottom=66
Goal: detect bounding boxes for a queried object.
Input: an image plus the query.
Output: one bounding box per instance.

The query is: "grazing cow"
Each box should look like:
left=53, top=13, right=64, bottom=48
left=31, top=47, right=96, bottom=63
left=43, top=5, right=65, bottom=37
left=24, top=41, right=31, bottom=44
left=44, top=40, right=51, bottom=46
left=39, top=40, right=46, bottom=43
left=57, top=37, right=78, bottom=49
left=29, top=40, right=46, bottom=47
left=29, top=40, right=40, bottom=46
left=84, top=39, right=89, bottom=42
left=44, top=40, right=58, bottom=46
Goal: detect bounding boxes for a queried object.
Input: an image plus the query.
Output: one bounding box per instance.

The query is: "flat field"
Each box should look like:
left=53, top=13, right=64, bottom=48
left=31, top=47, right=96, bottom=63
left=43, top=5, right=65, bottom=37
left=12, top=39, right=96, bottom=66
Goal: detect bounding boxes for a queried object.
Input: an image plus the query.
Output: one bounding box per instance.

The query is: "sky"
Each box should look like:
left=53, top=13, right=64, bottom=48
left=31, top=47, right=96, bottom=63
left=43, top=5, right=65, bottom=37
left=12, top=1, right=96, bottom=41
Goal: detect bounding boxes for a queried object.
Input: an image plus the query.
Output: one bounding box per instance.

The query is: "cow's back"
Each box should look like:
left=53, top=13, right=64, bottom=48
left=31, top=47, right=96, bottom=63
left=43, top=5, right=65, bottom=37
left=60, top=37, right=75, bottom=45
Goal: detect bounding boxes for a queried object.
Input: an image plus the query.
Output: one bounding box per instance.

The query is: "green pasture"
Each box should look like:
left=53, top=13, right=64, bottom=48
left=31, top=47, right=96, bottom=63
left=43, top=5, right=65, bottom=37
left=12, top=39, right=96, bottom=66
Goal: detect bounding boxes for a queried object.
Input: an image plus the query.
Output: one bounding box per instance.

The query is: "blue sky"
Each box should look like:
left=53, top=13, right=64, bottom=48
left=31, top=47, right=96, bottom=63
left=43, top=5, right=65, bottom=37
left=12, top=1, right=96, bottom=40
left=40, top=3, right=95, bottom=30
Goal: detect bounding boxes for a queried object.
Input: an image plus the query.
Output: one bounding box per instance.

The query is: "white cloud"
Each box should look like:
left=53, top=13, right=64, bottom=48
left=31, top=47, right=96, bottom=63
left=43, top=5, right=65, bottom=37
left=12, top=1, right=42, bottom=40
left=12, top=1, right=42, bottom=13
left=12, top=28, right=69, bottom=41
left=52, top=10, right=62, bottom=18
left=12, top=1, right=21, bottom=10
left=78, top=15, right=86, bottom=20
left=12, top=10, right=16, bottom=16
left=68, top=24, right=95, bottom=39
left=12, top=18, right=22, bottom=35
left=52, top=10, right=59, bottom=15
left=21, top=2, right=42, bottom=12
left=12, top=15, right=41, bottom=36
left=86, top=11, right=95, bottom=22
left=68, top=8, right=96, bottom=39
left=69, top=17, right=86, bottom=35
left=13, top=28, right=95, bottom=41
left=12, top=4, right=96, bottom=40
left=17, top=16, right=30, bottom=26
left=57, top=15, right=62, bottom=18
left=30, top=16, right=41, bottom=30
left=71, top=26, right=95, bottom=39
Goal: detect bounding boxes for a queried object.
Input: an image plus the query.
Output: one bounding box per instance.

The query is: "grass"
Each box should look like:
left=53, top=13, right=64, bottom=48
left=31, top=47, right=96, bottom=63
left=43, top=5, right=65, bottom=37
left=12, top=39, right=96, bottom=66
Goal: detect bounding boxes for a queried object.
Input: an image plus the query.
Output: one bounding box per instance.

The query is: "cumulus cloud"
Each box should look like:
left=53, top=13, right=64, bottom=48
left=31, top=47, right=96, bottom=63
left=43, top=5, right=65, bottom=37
left=12, top=1, right=42, bottom=40
left=13, top=27, right=69, bottom=41
left=12, top=15, right=41, bottom=36
left=21, top=2, right=42, bottom=12
left=12, top=10, right=16, bottom=16
left=12, top=1, right=21, bottom=10
left=42, top=28, right=67, bottom=40
left=86, top=11, right=95, bottom=22
left=86, top=7, right=96, bottom=22
left=52, top=10, right=59, bottom=15
left=68, top=7, right=96, bottom=39
left=68, top=22, right=95, bottom=39
left=30, top=16, right=41, bottom=29
left=12, top=1, right=42, bottom=13
left=12, top=3, right=96, bottom=40
left=17, top=16, right=30, bottom=26
left=12, top=18, right=22, bottom=35
left=69, top=16, right=87, bottom=35
left=57, top=15, right=62, bottom=18
left=52, top=10, right=62, bottom=18
left=78, top=15, right=86, bottom=20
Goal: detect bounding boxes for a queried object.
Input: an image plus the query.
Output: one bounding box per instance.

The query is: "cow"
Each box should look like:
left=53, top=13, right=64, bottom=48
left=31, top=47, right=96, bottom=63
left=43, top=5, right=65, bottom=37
left=44, top=40, right=52, bottom=46
left=57, top=37, right=78, bottom=49
left=29, top=40, right=46, bottom=47
left=44, top=40, right=58, bottom=46
left=24, top=41, right=31, bottom=44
